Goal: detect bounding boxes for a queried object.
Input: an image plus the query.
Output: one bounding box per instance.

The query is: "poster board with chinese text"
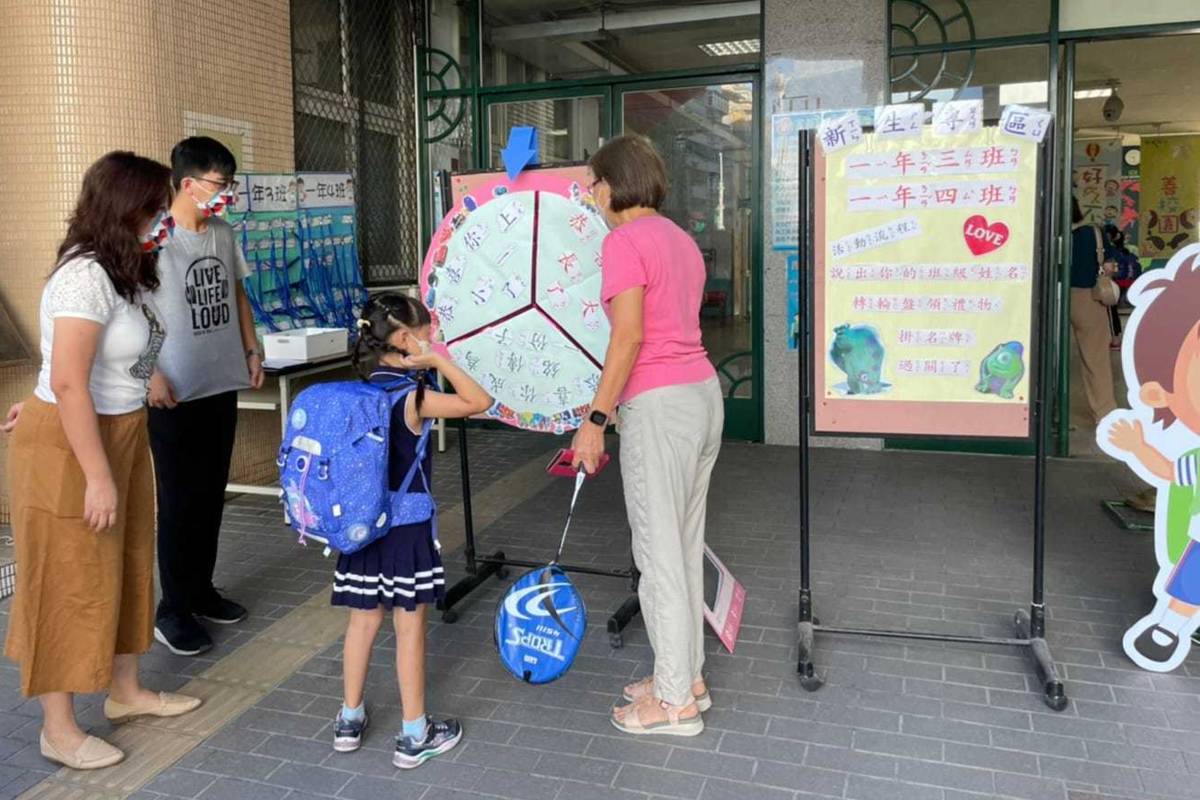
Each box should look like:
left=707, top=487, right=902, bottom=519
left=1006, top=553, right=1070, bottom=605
left=813, top=127, right=1041, bottom=438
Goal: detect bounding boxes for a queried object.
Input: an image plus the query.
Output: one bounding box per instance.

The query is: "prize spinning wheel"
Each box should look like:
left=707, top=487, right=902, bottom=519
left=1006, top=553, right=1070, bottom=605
left=420, top=172, right=610, bottom=434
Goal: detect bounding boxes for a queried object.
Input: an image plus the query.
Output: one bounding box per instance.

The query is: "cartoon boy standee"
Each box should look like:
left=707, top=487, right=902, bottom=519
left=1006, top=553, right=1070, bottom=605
left=1098, top=243, right=1200, bottom=672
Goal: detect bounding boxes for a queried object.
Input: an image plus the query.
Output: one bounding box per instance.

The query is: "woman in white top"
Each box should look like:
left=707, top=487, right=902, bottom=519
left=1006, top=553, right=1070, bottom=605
left=2, top=152, right=200, bottom=770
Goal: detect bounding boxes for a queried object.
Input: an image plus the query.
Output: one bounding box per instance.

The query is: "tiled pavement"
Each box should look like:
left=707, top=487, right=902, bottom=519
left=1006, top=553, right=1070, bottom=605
left=1, top=430, right=1198, bottom=800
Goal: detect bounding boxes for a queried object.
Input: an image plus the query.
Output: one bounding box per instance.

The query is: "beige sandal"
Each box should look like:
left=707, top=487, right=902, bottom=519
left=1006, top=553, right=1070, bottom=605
left=622, top=677, right=712, bottom=712
left=611, top=697, right=704, bottom=737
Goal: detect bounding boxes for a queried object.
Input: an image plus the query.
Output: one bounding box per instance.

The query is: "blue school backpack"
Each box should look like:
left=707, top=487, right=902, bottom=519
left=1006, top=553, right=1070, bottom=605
left=278, top=375, right=436, bottom=556
left=495, top=471, right=588, bottom=684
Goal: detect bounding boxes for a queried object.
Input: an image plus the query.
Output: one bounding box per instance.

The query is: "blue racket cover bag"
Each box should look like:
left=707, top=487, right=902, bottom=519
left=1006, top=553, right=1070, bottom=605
left=495, top=564, right=587, bottom=684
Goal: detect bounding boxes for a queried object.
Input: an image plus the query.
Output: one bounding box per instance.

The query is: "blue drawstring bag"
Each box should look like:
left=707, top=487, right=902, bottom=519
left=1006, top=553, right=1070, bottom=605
left=495, top=471, right=588, bottom=684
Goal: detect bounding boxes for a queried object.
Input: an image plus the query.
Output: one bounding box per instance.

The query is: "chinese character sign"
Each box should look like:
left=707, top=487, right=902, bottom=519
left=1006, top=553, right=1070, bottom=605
left=816, top=127, right=1040, bottom=437
left=297, top=172, right=356, bottom=209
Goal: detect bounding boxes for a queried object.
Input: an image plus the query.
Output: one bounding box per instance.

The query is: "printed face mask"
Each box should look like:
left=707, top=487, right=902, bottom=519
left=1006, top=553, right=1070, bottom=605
left=141, top=210, right=175, bottom=253
left=192, top=180, right=236, bottom=217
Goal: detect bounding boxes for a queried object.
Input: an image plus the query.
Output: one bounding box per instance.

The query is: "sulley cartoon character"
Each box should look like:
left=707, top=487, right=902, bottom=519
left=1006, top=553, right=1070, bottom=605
left=829, top=324, right=886, bottom=395
left=1098, top=243, right=1200, bottom=672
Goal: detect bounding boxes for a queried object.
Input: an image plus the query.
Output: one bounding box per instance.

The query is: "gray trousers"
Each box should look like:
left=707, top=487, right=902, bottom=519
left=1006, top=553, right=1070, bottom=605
left=619, top=377, right=723, bottom=706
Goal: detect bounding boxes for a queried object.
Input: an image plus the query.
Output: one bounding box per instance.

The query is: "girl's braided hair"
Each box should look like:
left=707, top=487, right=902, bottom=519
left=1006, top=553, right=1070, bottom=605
left=352, top=292, right=433, bottom=410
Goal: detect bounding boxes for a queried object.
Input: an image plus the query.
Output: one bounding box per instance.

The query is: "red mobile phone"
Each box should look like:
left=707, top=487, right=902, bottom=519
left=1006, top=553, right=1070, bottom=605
left=546, top=448, right=610, bottom=478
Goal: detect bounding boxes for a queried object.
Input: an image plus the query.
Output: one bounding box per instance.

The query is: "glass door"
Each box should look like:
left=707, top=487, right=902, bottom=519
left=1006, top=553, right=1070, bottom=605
left=617, top=77, right=761, bottom=440
left=481, top=89, right=610, bottom=170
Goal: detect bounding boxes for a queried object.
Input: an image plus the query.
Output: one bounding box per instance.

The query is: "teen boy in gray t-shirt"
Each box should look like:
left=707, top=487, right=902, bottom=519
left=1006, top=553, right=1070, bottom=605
left=146, top=137, right=264, bottom=656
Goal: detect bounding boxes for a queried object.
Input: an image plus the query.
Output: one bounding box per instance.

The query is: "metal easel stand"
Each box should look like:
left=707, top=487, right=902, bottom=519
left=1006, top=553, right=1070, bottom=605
left=438, top=419, right=642, bottom=648
left=1101, top=500, right=1154, bottom=532
left=794, top=128, right=1068, bottom=711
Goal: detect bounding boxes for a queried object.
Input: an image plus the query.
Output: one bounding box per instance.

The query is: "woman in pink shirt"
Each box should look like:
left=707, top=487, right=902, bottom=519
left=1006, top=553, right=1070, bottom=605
left=571, top=135, right=723, bottom=737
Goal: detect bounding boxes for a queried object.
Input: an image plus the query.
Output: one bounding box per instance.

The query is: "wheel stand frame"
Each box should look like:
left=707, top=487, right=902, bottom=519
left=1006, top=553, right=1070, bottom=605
left=437, top=419, right=642, bottom=648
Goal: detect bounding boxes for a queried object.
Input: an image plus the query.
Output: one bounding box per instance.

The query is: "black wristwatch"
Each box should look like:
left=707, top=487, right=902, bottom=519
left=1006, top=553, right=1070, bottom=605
left=588, top=409, right=609, bottom=427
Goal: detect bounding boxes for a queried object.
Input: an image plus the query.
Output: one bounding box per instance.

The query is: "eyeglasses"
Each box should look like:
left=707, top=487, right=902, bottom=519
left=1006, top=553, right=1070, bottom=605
left=191, top=176, right=239, bottom=193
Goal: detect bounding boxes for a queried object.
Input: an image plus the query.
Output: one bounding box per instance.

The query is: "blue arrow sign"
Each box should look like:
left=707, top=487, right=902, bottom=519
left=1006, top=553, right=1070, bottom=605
left=501, top=127, right=539, bottom=181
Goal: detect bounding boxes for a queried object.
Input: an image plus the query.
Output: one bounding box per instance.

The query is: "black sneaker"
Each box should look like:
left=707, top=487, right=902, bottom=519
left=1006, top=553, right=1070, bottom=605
left=195, top=592, right=247, bottom=625
left=332, top=709, right=368, bottom=753
left=154, top=613, right=213, bottom=656
left=393, top=717, right=462, bottom=769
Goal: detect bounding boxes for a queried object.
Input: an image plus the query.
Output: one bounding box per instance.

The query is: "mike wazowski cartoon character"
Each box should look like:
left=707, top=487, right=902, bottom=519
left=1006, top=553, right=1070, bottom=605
left=1098, top=243, right=1200, bottom=673
left=975, top=341, right=1025, bottom=400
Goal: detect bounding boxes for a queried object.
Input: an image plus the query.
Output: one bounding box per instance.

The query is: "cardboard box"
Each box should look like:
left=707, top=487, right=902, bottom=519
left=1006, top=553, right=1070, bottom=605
left=263, top=327, right=348, bottom=363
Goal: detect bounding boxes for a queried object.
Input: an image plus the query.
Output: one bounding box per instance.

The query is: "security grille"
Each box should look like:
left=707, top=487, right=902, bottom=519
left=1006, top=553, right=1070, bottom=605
left=292, top=0, right=422, bottom=285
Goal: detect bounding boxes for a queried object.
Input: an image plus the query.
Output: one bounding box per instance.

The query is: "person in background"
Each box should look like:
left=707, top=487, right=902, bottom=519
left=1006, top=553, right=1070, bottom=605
left=1103, top=223, right=1141, bottom=350
left=572, top=135, right=723, bottom=737
left=1070, top=195, right=1119, bottom=429
left=1101, top=224, right=1154, bottom=517
left=2, top=152, right=200, bottom=770
left=147, top=137, right=264, bottom=656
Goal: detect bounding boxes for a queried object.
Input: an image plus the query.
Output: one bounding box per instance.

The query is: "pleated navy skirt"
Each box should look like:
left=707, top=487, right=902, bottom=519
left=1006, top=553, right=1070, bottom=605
left=331, top=520, right=445, bottom=612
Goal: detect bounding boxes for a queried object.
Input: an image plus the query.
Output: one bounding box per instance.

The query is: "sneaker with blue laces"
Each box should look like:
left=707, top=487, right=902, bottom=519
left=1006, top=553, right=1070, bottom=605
left=393, top=716, right=462, bottom=769
left=332, top=709, right=368, bottom=753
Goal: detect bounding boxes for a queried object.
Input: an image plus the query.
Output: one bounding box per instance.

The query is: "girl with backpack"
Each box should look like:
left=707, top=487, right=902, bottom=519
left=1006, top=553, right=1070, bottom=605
left=330, top=293, right=491, bottom=768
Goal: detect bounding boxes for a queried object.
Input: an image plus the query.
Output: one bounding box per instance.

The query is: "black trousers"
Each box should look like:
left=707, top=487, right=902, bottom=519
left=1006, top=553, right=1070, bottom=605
left=148, top=391, right=238, bottom=620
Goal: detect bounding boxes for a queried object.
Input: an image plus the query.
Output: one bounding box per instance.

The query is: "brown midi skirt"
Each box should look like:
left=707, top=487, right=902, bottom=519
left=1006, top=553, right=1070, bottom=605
left=4, top=397, right=155, bottom=696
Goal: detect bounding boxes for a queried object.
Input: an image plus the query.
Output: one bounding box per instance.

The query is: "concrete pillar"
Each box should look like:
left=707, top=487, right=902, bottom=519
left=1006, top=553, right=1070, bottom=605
left=760, top=0, right=889, bottom=445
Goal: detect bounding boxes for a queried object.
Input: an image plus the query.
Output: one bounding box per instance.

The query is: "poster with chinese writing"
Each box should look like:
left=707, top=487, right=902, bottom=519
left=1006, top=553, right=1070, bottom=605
left=770, top=109, right=874, bottom=250
left=1140, top=136, right=1199, bottom=260
left=1072, top=139, right=1123, bottom=227
left=787, top=252, right=800, bottom=351
left=814, top=127, right=1040, bottom=438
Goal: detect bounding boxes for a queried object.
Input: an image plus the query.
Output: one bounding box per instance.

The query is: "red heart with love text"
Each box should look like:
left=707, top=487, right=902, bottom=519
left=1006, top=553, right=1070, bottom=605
left=963, top=215, right=1009, bottom=256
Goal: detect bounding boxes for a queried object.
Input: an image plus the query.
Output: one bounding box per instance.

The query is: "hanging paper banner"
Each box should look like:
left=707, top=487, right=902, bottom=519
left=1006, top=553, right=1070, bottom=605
left=1140, top=136, right=1199, bottom=260
left=933, top=99, right=983, bottom=136
left=814, top=126, right=1040, bottom=438
left=874, top=104, right=924, bottom=139
left=422, top=167, right=611, bottom=434
left=1072, top=138, right=1123, bottom=228
left=999, top=104, right=1052, bottom=143
left=1097, top=244, right=1200, bottom=672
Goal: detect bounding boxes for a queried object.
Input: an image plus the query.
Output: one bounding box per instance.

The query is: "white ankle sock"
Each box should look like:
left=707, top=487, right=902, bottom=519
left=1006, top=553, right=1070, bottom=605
left=1159, top=608, right=1191, bottom=634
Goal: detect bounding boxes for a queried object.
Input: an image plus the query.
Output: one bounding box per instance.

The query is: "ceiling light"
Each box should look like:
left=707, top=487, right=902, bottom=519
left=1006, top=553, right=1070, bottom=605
left=699, top=39, right=760, bottom=57
left=1074, top=87, right=1114, bottom=100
